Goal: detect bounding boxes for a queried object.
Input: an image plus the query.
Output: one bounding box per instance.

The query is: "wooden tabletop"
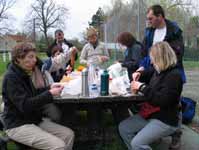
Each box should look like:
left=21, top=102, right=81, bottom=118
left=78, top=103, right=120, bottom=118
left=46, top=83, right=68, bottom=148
left=54, top=94, right=145, bottom=104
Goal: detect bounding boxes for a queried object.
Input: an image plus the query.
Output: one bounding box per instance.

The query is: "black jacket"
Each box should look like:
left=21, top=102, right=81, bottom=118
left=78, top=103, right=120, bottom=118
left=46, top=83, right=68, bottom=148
left=121, top=42, right=142, bottom=82
left=139, top=66, right=183, bottom=126
left=2, top=63, right=53, bottom=129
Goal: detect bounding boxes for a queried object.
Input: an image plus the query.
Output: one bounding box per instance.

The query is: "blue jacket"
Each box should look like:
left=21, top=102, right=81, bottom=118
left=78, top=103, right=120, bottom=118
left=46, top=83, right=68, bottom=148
left=141, top=19, right=186, bottom=83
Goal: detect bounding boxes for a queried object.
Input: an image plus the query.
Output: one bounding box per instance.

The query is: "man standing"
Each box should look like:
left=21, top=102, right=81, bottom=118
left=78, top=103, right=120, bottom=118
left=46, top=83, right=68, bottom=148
left=140, top=4, right=186, bottom=84
left=139, top=5, right=186, bottom=149
left=47, top=29, right=78, bottom=72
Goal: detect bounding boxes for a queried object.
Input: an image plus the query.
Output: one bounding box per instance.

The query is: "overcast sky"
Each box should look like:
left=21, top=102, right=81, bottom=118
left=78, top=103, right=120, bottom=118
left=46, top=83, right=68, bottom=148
left=9, top=0, right=131, bottom=40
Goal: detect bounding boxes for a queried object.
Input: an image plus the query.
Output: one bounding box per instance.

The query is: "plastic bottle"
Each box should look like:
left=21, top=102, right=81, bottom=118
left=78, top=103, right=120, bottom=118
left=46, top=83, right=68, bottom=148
left=89, top=84, right=99, bottom=98
left=100, top=70, right=109, bottom=96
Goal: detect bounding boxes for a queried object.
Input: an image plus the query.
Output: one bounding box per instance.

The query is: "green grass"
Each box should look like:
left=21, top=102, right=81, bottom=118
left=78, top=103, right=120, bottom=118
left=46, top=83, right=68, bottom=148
left=183, top=60, right=199, bottom=70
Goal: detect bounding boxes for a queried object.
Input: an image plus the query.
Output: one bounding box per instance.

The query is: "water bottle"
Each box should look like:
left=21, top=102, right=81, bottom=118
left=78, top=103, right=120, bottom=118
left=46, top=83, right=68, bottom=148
left=81, top=68, right=89, bottom=97
left=89, top=84, right=99, bottom=98
left=100, top=70, right=109, bottom=96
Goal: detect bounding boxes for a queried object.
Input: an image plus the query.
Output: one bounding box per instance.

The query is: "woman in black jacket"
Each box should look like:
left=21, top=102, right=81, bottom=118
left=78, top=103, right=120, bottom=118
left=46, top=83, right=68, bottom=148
left=2, top=43, right=74, bottom=150
left=118, top=41, right=183, bottom=150
left=117, top=32, right=143, bottom=82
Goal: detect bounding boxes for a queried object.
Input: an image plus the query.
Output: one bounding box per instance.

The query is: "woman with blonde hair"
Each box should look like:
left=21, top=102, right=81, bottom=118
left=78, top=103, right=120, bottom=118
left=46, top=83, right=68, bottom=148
left=119, top=41, right=183, bottom=150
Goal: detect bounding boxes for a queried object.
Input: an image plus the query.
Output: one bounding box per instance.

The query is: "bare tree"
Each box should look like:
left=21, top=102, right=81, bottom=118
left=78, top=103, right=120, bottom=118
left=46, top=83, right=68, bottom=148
left=25, top=0, right=68, bottom=47
left=0, top=0, right=16, bottom=34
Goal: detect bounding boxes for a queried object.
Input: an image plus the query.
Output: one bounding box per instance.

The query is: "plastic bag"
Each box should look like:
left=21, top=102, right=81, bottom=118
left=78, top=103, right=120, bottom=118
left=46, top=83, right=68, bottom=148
left=60, top=77, right=81, bottom=97
left=107, top=63, right=123, bottom=79
left=109, top=73, right=130, bottom=95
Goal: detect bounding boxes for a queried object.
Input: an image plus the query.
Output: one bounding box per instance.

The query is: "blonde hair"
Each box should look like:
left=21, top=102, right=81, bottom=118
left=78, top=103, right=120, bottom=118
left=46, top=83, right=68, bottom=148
left=86, top=27, right=98, bottom=38
left=150, top=41, right=177, bottom=72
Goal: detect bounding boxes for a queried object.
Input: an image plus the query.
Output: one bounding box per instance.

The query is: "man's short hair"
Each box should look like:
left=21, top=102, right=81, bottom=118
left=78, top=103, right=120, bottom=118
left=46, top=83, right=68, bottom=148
left=55, top=29, right=63, bottom=35
left=148, top=5, right=165, bottom=18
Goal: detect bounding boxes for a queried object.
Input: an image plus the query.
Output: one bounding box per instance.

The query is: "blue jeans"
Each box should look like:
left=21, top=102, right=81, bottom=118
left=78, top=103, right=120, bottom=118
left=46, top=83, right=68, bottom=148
left=119, top=114, right=177, bottom=150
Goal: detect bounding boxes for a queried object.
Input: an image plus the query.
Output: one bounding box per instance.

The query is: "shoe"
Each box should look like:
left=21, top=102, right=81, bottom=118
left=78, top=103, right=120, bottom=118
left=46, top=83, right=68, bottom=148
left=169, top=130, right=182, bottom=150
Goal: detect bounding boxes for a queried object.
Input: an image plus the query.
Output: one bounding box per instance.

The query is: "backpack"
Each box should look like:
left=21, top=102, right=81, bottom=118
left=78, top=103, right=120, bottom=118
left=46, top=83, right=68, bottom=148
left=181, top=97, right=196, bottom=124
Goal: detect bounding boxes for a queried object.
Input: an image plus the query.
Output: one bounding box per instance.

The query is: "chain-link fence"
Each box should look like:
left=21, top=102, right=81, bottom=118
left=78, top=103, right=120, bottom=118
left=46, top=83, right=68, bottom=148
left=184, top=47, right=199, bottom=61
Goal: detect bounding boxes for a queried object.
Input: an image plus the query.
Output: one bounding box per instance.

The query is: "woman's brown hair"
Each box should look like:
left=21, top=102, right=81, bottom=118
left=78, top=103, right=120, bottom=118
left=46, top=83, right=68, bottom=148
left=116, top=32, right=136, bottom=48
left=11, top=43, right=36, bottom=63
left=51, top=45, right=63, bottom=57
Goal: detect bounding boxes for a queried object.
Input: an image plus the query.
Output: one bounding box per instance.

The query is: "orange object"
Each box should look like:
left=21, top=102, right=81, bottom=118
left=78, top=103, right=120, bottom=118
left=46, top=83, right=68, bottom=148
left=77, top=65, right=85, bottom=72
left=60, top=75, right=72, bottom=82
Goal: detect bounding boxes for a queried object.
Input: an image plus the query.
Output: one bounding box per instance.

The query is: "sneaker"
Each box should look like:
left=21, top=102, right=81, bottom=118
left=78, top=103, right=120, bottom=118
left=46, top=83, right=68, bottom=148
left=169, top=130, right=182, bottom=150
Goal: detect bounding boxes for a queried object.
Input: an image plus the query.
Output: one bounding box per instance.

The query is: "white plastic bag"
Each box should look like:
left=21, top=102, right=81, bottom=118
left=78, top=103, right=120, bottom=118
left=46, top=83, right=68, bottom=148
left=107, top=62, right=123, bottom=79
left=109, top=71, right=130, bottom=95
left=60, top=77, right=81, bottom=97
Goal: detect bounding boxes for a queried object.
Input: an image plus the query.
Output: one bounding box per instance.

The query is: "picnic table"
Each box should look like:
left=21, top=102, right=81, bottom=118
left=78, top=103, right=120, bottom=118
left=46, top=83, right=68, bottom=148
left=54, top=94, right=145, bottom=144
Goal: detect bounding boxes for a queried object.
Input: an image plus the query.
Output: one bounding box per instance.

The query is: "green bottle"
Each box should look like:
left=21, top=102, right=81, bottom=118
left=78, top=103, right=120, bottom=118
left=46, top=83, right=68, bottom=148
left=100, top=70, right=109, bottom=96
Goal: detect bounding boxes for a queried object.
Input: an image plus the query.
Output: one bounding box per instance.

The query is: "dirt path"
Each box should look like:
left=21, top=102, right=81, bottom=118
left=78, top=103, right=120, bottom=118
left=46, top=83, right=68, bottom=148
left=183, top=69, right=199, bottom=133
left=183, top=70, right=199, bottom=102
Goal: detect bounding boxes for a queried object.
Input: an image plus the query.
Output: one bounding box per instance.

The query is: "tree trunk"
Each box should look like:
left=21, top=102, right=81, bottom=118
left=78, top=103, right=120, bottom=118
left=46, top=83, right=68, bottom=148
left=44, top=30, right=49, bottom=48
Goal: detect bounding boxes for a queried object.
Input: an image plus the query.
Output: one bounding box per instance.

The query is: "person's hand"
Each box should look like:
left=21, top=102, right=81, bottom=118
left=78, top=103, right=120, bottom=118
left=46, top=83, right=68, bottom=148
left=49, top=86, right=64, bottom=96
left=70, top=46, right=78, bottom=57
left=132, top=72, right=141, bottom=81
left=136, top=66, right=144, bottom=72
left=131, top=81, right=143, bottom=93
left=100, top=56, right=109, bottom=62
left=50, top=83, right=63, bottom=89
left=86, top=63, right=90, bottom=67
left=65, top=65, right=73, bottom=74
left=71, top=47, right=77, bottom=55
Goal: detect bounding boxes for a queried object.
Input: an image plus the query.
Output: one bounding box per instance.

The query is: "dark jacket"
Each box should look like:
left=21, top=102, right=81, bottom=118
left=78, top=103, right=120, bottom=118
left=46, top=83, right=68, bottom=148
left=2, top=62, right=53, bottom=129
left=140, top=19, right=186, bottom=83
left=139, top=66, right=183, bottom=126
left=121, top=42, right=142, bottom=82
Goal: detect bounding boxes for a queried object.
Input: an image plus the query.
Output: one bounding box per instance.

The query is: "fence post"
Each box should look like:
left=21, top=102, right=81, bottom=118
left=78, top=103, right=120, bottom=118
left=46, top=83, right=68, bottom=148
left=2, top=52, right=6, bottom=62
left=8, top=52, right=11, bottom=61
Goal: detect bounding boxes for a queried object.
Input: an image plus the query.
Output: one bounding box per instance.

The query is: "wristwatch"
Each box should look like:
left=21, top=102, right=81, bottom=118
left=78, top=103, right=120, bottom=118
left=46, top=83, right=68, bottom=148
left=139, top=83, right=146, bottom=92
